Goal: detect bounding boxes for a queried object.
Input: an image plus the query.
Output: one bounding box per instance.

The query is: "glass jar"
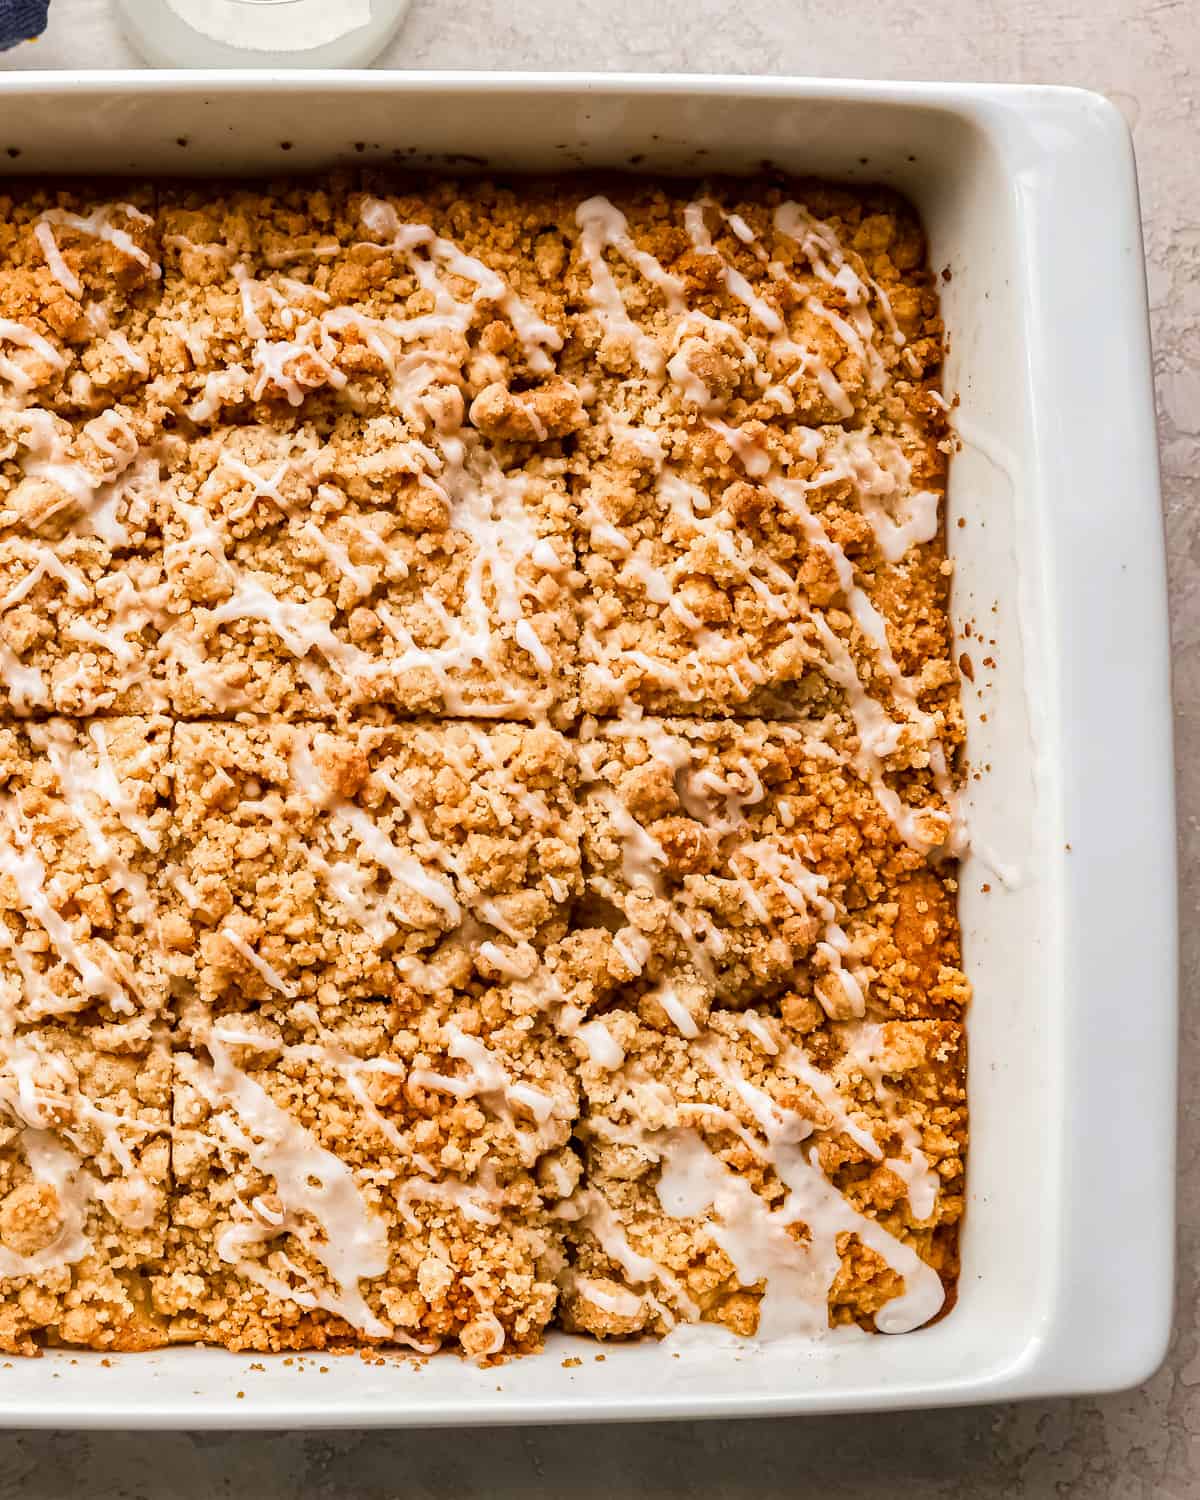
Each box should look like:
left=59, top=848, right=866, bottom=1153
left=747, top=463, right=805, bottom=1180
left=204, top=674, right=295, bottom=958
left=116, top=0, right=411, bottom=67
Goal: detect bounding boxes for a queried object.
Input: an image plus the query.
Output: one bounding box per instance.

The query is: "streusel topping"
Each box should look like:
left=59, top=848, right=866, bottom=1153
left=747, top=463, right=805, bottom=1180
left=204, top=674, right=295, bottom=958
left=0, top=172, right=967, bottom=1360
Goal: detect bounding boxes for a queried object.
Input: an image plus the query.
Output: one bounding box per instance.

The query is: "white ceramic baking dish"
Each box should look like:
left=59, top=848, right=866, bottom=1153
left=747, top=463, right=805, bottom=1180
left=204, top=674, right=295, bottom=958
left=0, top=72, right=1174, bottom=1426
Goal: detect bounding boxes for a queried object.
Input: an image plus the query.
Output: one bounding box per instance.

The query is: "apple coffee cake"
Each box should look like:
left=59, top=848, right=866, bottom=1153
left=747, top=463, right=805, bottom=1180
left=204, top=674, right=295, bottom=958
left=0, top=172, right=967, bottom=1359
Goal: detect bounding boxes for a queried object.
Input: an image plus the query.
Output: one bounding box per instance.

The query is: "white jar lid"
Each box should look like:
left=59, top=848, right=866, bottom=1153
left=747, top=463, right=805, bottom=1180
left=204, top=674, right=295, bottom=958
left=164, top=0, right=373, bottom=52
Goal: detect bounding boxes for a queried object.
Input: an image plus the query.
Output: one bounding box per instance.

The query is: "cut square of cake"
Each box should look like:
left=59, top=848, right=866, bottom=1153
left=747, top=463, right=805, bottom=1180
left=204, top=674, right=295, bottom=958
left=0, top=1018, right=171, bottom=1354
left=558, top=1007, right=965, bottom=1341
left=158, top=985, right=577, bottom=1358
left=168, top=719, right=583, bottom=1008
left=565, top=717, right=965, bottom=1039
left=0, top=717, right=174, bottom=1025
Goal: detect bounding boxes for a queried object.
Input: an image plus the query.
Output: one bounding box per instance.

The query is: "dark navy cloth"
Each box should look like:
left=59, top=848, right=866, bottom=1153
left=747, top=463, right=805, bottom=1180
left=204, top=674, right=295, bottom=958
left=0, top=0, right=48, bottom=49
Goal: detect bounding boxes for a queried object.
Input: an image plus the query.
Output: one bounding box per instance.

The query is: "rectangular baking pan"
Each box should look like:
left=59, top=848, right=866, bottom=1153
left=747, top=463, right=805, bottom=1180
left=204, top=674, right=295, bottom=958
left=0, top=71, right=1174, bottom=1426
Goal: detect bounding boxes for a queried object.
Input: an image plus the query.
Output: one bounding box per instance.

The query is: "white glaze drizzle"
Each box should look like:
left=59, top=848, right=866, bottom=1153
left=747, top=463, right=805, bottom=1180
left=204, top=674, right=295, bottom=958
left=577, top=1029, right=944, bottom=1338
left=409, top=1024, right=567, bottom=1169
left=182, top=1034, right=396, bottom=1340
left=576, top=196, right=685, bottom=376
left=835, top=1022, right=941, bottom=1220
left=0, top=1027, right=167, bottom=1278
left=37, top=203, right=160, bottom=281
left=0, top=796, right=133, bottom=1016
left=581, top=720, right=875, bottom=1022
left=360, top=197, right=562, bottom=375
left=0, top=319, right=67, bottom=394
left=571, top=196, right=956, bottom=855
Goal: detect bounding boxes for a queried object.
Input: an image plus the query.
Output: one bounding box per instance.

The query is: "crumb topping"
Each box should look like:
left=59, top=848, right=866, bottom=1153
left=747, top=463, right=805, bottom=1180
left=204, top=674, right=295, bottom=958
left=0, top=172, right=967, bottom=1360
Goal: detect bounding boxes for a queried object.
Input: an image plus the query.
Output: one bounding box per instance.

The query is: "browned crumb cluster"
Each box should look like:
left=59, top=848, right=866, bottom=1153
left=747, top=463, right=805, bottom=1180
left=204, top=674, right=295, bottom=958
left=0, top=172, right=967, bottom=1360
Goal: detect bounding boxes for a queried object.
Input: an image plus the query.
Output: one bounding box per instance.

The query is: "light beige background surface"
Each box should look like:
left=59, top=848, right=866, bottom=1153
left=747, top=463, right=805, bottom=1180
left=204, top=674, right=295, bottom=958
left=3, top=1, right=1197, bottom=1494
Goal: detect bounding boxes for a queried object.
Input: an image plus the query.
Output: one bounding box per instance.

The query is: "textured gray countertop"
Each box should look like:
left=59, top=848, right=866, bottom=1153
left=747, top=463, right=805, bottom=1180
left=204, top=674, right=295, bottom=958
left=2, top=1, right=1197, bottom=1495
